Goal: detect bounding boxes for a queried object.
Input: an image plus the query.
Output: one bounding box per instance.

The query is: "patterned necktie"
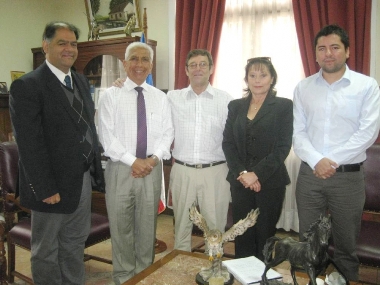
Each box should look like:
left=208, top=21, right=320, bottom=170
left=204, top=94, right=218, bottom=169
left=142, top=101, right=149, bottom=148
left=135, top=87, right=147, bottom=159
left=64, top=75, right=72, bottom=89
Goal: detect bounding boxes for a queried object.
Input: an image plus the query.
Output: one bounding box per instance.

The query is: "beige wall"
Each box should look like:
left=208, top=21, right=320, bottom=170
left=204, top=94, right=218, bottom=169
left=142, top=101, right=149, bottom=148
left=0, top=0, right=171, bottom=89
left=0, top=0, right=379, bottom=91
left=140, top=0, right=172, bottom=89
left=0, top=0, right=88, bottom=87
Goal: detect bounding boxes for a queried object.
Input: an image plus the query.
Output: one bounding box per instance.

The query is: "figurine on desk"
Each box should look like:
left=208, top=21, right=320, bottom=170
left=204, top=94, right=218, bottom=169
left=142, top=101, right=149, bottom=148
left=189, top=204, right=260, bottom=284
left=261, top=215, right=349, bottom=285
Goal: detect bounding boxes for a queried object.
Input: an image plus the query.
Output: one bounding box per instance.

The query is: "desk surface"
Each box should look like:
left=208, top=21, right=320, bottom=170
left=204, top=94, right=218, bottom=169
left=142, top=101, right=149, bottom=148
left=122, top=250, right=359, bottom=285
left=122, top=249, right=241, bottom=285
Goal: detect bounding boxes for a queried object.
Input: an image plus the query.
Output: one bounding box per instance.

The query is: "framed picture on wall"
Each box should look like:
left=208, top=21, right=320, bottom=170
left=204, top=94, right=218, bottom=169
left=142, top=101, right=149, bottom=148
left=0, top=82, right=8, bottom=94
left=84, top=0, right=142, bottom=38
left=10, top=71, right=25, bottom=82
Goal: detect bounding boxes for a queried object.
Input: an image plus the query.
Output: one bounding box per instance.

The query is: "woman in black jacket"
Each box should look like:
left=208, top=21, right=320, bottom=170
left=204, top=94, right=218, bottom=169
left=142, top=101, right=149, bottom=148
left=222, top=57, right=293, bottom=260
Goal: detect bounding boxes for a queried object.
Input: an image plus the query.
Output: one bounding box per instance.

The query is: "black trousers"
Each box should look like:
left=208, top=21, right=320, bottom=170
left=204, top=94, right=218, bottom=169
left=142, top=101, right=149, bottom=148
left=231, top=184, right=285, bottom=260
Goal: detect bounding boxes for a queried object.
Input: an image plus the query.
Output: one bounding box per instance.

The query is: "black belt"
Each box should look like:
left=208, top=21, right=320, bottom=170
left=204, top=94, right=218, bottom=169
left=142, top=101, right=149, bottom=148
left=303, top=161, right=363, bottom=172
left=174, top=159, right=225, bottom=169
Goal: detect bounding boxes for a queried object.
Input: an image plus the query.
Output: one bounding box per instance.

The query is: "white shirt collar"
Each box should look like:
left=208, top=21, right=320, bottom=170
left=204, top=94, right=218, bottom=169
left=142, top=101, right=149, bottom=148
left=45, top=60, right=72, bottom=85
left=317, top=64, right=351, bottom=85
left=186, top=83, right=214, bottom=97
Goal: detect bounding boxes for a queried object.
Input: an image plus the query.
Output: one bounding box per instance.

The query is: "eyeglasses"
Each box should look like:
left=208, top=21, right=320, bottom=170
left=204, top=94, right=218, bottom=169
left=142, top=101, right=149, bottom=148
left=247, top=57, right=271, bottom=63
left=186, top=62, right=209, bottom=70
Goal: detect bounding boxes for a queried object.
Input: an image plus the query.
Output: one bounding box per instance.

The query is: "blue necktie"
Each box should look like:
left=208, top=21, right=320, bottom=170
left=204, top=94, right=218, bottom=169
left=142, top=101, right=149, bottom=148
left=64, top=75, right=72, bottom=89
left=135, top=87, right=147, bottom=159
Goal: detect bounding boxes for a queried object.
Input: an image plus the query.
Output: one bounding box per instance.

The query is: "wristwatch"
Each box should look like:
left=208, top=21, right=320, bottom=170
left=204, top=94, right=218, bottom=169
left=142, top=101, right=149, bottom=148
left=151, top=155, right=160, bottom=166
left=239, top=170, right=248, bottom=176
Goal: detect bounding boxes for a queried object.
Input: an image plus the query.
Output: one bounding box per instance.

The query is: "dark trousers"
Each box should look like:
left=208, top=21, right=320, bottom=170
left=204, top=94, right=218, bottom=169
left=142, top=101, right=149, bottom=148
left=231, top=184, right=285, bottom=260
left=296, top=162, right=365, bottom=281
left=31, top=171, right=91, bottom=285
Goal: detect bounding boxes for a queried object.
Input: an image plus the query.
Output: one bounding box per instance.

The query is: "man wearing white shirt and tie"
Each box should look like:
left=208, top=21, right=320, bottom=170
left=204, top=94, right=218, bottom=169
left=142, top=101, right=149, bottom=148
left=97, top=42, right=174, bottom=284
left=111, top=49, right=232, bottom=253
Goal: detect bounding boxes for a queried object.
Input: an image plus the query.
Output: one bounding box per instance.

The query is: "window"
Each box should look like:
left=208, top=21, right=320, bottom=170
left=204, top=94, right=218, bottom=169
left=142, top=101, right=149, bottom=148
left=213, top=0, right=303, bottom=232
left=214, top=0, right=304, bottom=100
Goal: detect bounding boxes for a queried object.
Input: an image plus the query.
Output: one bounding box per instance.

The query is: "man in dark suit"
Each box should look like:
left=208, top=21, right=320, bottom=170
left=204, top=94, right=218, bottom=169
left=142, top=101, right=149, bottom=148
left=9, top=21, right=104, bottom=285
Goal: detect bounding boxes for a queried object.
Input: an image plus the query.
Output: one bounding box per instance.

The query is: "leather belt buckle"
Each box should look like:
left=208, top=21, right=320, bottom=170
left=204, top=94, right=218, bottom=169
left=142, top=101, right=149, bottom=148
left=302, top=161, right=362, bottom=173
left=174, top=159, right=225, bottom=169
left=336, top=163, right=362, bottom=172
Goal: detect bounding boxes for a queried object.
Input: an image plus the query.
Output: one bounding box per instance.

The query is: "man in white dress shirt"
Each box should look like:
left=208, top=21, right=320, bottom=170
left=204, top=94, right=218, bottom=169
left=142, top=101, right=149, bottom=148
left=97, top=42, right=174, bottom=284
left=167, top=49, right=233, bottom=251
left=293, top=24, right=380, bottom=281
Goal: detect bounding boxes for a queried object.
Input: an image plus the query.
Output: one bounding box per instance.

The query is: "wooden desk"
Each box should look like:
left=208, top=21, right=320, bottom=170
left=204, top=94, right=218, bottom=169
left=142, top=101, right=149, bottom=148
left=123, top=250, right=240, bottom=285
left=290, top=271, right=359, bottom=285
left=122, top=250, right=362, bottom=285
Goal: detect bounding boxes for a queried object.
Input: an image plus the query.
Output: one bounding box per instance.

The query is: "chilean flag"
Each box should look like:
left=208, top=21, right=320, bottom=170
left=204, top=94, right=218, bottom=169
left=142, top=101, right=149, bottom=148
left=140, top=33, right=166, bottom=215
left=140, top=33, right=154, bottom=86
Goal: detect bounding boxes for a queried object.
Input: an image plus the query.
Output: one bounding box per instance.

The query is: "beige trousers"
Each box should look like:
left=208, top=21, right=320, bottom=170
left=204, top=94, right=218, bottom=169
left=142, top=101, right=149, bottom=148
left=170, top=162, right=231, bottom=251
left=105, top=161, right=162, bottom=285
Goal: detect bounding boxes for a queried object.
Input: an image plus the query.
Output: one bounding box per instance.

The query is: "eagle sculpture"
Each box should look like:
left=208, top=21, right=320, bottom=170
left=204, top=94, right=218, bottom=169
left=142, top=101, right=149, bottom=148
left=189, top=204, right=260, bottom=261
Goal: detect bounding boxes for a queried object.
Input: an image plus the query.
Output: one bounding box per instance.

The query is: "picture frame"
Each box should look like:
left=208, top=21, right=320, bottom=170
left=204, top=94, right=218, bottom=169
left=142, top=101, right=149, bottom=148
left=84, top=0, right=142, bottom=38
left=0, top=82, right=8, bottom=94
left=10, top=71, right=25, bottom=82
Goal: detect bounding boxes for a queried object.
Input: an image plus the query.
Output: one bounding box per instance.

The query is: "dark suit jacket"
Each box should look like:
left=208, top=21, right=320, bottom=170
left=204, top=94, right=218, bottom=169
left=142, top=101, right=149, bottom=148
left=222, top=95, right=293, bottom=190
left=9, top=62, right=105, bottom=214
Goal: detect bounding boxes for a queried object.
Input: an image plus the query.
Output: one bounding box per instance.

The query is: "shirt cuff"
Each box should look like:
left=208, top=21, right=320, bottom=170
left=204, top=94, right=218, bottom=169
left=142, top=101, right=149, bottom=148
left=154, top=149, right=165, bottom=161
left=121, top=152, right=137, bottom=166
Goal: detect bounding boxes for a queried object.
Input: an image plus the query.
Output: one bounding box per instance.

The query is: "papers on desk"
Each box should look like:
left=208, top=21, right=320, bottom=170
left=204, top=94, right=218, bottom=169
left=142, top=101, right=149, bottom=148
left=222, top=256, right=282, bottom=285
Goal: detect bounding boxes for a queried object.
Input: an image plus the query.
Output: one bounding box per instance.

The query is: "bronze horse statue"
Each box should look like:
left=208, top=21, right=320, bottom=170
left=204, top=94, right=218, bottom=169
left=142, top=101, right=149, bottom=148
left=261, top=215, right=349, bottom=285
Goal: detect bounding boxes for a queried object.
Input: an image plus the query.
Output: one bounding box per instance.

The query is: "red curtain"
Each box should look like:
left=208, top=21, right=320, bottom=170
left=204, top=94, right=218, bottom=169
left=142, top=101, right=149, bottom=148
left=174, top=0, right=226, bottom=89
left=292, top=0, right=372, bottom=77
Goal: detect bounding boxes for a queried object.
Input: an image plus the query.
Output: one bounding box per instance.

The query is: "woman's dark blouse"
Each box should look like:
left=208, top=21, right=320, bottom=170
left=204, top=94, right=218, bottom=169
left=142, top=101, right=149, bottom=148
left=222, top=95, right=293, bottom=189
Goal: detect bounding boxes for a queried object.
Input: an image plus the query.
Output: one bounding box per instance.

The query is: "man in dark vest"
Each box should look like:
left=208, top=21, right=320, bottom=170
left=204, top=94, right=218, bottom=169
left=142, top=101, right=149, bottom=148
left=10, top=21, right=104, bottom=285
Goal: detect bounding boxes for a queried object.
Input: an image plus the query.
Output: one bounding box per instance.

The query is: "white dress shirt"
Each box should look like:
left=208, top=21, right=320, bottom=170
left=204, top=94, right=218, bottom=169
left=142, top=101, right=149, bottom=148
left=293, top=65, right=380, bottom=168
left=97, top=78, right=174, bottom=166
left=167, top=84, right=233, bottom=164
left=45, top=60, right=71, bottom=85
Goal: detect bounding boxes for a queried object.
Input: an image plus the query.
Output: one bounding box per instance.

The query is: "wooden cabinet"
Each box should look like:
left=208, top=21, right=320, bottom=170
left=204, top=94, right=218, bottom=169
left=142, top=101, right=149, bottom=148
left=32, top=36, right=157, bottom=86
left=0, top=94, right=12, bottom=142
